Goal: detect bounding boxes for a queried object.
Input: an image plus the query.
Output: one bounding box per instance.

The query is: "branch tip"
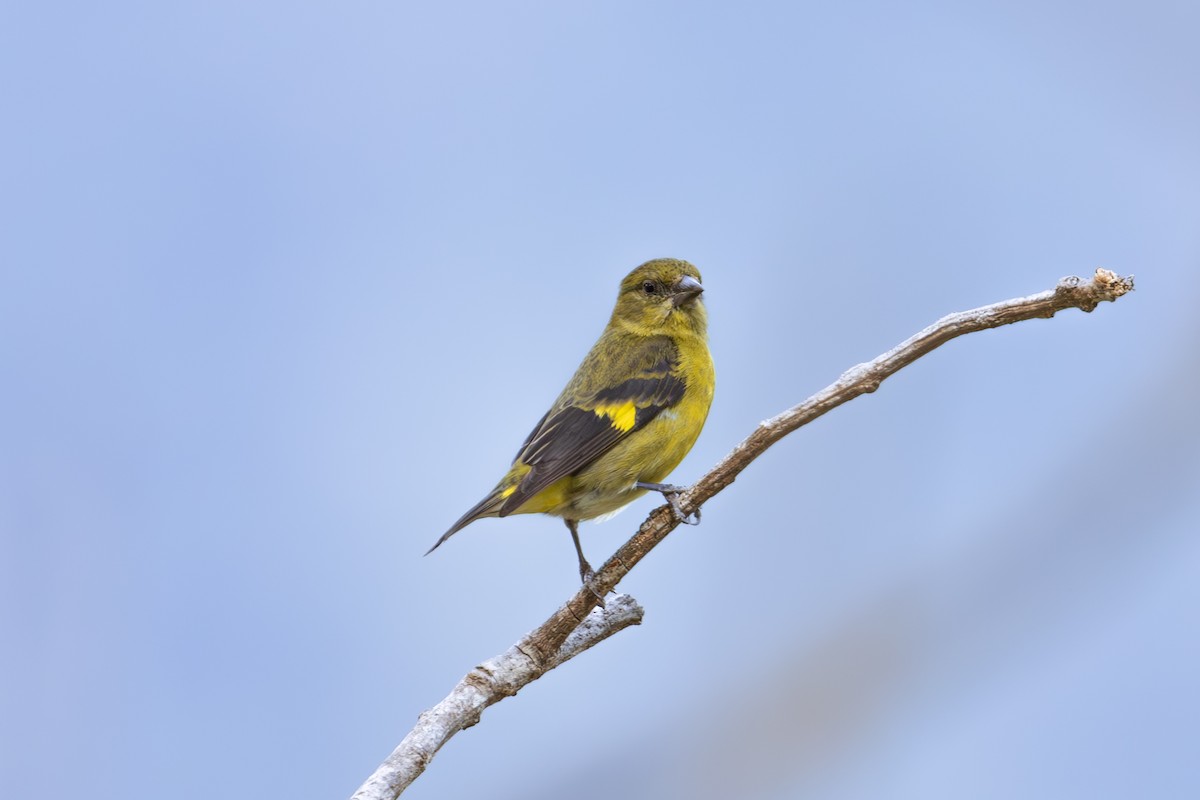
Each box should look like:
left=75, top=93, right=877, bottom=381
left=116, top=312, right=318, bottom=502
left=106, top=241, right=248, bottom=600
left=1092, top=267, right=1134, bottom=297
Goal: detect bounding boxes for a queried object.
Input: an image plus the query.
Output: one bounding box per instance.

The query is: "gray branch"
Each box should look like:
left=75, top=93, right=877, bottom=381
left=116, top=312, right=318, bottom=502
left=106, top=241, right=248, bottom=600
left=350, top=268, right=1133, bottom=799
left=351, top=594, right=644, bottom=799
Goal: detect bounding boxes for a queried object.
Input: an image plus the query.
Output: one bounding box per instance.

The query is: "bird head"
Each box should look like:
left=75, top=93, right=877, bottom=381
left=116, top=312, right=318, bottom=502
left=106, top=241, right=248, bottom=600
left=613, top=258, right=708, bottom=338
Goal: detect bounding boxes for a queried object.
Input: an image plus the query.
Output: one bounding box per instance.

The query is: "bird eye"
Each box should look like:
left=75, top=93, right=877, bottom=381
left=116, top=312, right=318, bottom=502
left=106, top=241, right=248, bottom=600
left=642, top=281, right=657, bottom=294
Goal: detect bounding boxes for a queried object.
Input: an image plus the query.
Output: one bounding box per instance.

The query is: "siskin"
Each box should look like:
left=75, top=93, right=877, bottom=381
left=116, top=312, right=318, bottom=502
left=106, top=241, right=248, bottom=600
left=426, top=258, right=715, bottom=582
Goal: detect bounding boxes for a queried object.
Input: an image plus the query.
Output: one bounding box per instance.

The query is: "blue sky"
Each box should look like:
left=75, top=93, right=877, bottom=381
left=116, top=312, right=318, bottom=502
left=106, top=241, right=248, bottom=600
left=3, top=2, right=1198, bottom=798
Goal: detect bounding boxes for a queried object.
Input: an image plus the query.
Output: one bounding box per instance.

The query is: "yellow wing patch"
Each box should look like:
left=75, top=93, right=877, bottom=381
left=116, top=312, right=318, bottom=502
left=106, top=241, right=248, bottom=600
left=592, top=401, right=637, bottom=432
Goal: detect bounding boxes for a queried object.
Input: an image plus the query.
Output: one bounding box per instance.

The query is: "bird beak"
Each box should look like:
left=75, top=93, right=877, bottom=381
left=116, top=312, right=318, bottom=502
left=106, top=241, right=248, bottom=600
left=671, top=275, right=704, bottom=307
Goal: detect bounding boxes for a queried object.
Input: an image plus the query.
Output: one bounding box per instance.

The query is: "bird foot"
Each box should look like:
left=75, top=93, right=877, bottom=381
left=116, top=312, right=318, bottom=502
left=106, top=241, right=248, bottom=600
left=579, top=565, right=606, bottom=608
left=635, top=482, right=702, bottom=525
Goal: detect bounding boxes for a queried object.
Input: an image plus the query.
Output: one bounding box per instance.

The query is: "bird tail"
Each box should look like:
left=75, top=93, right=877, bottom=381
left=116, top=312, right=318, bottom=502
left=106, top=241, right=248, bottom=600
left=425, top=490, right=507, bottom=555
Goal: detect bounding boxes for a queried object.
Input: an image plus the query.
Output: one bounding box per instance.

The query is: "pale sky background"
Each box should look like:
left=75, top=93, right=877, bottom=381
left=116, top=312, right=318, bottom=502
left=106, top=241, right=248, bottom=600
left=3, top=2, right=1199, bottom=799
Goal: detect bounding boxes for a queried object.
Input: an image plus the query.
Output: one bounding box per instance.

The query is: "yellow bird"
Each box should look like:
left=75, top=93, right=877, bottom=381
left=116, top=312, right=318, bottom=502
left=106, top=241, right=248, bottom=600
left=426, top=258, right=716, bottom=582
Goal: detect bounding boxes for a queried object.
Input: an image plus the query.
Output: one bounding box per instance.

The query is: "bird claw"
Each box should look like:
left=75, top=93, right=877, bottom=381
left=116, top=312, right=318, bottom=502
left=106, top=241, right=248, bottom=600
left=635, top=482, right=702, bottom=525
left=674, top=501, right=702, bottom=525
left=579, top=566, right=606, bottom=608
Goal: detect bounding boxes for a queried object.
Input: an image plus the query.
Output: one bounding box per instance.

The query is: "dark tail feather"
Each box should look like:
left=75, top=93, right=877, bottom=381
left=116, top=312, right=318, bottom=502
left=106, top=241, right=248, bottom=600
left=425, top=491, right=506, bottom=555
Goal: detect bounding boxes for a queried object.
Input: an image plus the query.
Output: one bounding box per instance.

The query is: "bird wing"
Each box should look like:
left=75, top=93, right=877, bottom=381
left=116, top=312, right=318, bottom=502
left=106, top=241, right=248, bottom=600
left=497, top=336, right=685, bottom=516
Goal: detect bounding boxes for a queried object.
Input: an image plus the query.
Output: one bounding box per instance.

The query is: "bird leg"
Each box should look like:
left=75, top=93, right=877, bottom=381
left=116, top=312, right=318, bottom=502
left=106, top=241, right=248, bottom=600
left=635, top=481, right=702, bottom=525
left=565, top=519, right=606, bottom=608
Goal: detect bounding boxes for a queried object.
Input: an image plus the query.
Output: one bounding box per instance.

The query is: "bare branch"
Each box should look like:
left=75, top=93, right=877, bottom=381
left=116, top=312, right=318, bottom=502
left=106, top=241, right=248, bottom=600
left=351, top=268, right=1133, bottom=799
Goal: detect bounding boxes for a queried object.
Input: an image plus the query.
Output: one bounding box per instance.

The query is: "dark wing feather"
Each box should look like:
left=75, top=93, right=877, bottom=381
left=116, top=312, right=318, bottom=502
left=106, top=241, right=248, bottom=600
left=497, top=338, right=685, bottom=516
